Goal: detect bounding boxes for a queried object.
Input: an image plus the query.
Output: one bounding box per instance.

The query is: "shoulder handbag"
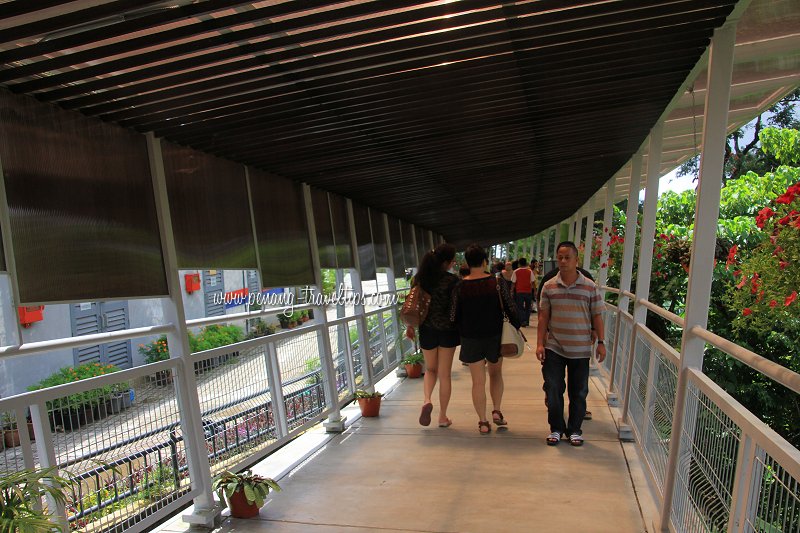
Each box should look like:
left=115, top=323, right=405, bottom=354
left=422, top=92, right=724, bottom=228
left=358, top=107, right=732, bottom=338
left=497, top=282, right=526, bottom=358
left=401, top=284, right=431, bottom=328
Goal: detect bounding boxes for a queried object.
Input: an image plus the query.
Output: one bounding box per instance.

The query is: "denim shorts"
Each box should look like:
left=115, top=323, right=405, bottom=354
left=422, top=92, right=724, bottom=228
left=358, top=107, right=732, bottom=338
left=458, top=335, right=501, bottom=364
left=419, top=324, right=460, bottom=350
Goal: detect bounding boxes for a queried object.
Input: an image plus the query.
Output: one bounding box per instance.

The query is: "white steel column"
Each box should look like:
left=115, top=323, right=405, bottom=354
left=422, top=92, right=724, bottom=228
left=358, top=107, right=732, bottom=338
left=659, top=21, right=737, bottom=532
left=620, top=121, right=664, bottom=438
left=597, top=176, right=617, bottom=292
left=582, top=196, right=596, bottom=272
left=568, top=214, right=576, bottom=242
left=302, top=185, right=345, bottom=432
left=607, top=153, right=642, bottom=400
left=346, top=199, right=375, bottom=391
left=146, top=133, right=220, bottom=527
left=384, top=213, right=403, bottom=366
left=617, top=152, right=643, bottom=313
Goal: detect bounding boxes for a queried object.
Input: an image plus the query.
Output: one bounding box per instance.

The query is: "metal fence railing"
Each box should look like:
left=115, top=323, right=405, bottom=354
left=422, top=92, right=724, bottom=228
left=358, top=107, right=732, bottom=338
left=600, top=285, right=800, bottom=533
left=0, top=291, right=404, bottom=533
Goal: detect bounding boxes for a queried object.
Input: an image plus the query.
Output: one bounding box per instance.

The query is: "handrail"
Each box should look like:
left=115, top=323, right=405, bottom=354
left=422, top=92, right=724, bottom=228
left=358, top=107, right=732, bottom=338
left=0, top=324, right=176, bottom=360
left=622, top=290, right=636, bottom=300
left=637, top=298, right=685, bottom=328
left=185, top=302, right=316, bottom=328
left=691, top=325, right=800, bottom=395
left=601, top=286, right=621, bottom=294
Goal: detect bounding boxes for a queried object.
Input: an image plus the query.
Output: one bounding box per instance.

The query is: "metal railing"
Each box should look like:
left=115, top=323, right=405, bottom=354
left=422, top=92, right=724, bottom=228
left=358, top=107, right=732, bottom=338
left=600, top=286, right=800, bottom=532
left=0, top=293, right=404, bottom=533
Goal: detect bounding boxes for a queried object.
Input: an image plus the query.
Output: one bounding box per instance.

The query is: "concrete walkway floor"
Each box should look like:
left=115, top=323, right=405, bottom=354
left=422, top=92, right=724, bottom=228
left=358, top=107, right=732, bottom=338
left=161, top=320, right=654, bottom=533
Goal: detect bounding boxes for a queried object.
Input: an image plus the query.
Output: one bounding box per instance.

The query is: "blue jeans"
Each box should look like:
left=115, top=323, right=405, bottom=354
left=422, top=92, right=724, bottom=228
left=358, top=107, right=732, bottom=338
left=542, top=350, right=590, bottom=435
left=514, top=293, right=532, bottom=325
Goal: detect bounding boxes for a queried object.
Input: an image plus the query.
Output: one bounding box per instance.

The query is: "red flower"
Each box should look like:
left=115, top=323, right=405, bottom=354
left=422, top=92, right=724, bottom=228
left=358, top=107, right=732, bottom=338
left=660, top=233, right=667, bottom=239
left=779, top=260, right=789, bottom=270
left=726, top=245, right=737, bottom=270
left=601, top=263, right=607, bottom=268
left=736, top=275, right=748, bottom=289
left=734, top=270, right=742, bottom=277
left=773, top=246, right=784, bottom=256
left=757, top=290, right=765, bottom=303
left=657, top=253, right=662, bottom=259
left=756, top=207, right=775, bottom=229
left=769, top=300, right=778, bottom=308
left=785, top=291, right=797, bottom=307
left=742, top=308, right=752, bottom=316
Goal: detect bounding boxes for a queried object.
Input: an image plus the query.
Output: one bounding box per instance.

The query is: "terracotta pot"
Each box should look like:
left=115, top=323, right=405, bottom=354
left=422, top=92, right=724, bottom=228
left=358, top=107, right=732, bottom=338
left=2, top=429, right=20, bottom=449
left=405, top=363, right=422, bottom=379
left=357, top=397, right=381, bottom=417
left=227, top=488, right=260, bottom=518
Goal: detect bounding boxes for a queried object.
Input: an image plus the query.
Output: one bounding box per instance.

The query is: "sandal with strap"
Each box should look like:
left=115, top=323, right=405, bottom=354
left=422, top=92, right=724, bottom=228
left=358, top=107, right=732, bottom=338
left=492, top=410, right=507, bottom=426
left=569, top=433, right=584, bottom=446
left=478, top=421, right=491, bottom=434
left=546, top=431, right=561, bottom=446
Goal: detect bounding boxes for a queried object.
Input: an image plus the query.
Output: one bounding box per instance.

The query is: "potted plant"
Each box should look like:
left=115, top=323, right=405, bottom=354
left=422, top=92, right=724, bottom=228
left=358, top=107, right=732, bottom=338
left=0, top=466, right=70, bottom=531
left=276, top=313, right=289, bottom=329
left=1, top=414, right=20, bottom=449
left=212, top=469, right=281, bottom=519
left=354, top=390, right=383, bottom=417
left=401, top=353, right=424, bottom=379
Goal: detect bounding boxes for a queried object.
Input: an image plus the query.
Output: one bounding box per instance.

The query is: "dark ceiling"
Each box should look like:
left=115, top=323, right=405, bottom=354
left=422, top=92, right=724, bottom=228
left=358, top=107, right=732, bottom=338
left=0, top=0, right=738, bottom=246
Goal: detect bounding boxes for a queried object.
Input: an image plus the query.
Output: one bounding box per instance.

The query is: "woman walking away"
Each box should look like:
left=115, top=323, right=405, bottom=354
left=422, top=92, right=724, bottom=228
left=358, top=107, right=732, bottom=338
left=406, top=243, right=460, bottom=427
left=453, top=244, right=520, bottom=434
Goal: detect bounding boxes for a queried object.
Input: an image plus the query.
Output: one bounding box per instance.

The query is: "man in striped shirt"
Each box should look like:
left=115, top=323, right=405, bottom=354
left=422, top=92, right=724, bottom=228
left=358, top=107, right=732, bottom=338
left=536, top=241, right=606, bottom=446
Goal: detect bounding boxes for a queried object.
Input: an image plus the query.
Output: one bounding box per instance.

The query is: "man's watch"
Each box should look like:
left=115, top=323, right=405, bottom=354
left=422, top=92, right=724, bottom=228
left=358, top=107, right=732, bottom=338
left=597, top=340, right=605, bottom=345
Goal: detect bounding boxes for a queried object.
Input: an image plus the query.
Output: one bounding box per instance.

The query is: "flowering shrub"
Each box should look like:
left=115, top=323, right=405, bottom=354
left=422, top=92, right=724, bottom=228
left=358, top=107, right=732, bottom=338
left=27, top=362, right=121, bottom=410
left=138, top=325, right=244, bottom=363
left=731, top=178, right=800, bottom=331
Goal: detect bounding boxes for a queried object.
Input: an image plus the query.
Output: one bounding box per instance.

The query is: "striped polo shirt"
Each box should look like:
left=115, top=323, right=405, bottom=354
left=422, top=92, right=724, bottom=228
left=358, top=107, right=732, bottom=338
left=540, top=271, right=603, bottom=359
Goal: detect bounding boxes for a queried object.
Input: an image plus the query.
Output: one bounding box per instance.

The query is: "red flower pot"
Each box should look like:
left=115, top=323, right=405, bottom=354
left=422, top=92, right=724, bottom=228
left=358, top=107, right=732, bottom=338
left=228, top=488, right=260, bottom=518
left=405, top=363, right=422, bottom=378
left=357, top=397, right=382, bottom=417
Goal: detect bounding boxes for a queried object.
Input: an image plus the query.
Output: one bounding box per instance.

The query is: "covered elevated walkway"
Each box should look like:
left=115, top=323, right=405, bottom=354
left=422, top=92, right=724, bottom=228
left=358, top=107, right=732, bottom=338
left=157, top=320, right=653, bottom=533
left=0, top=1, right=799, bottom=532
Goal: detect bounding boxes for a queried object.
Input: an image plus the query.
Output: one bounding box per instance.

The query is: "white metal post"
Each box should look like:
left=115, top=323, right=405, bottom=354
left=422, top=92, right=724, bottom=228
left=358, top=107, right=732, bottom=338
left=598, top=176, right=617, bottom=293
left=383, top=213, right=403, bottom=366
left=265, top=342, right=289, bottom=438
left=618, top=152, right=643, bottom=313
left=568, top=215, right=576, bottom=242
left=582, top=197, right=596, bottom=272
left=621, top=122, right=663, bottom=438
left=659, top=21, right=737, bottom=532
left=609, top=153, right=642, bottom=392
left=302, top=185, right=345, bottom=432
left=346, top=200, right=375, bottom=391
left=145, top=133, right=220, bottom=528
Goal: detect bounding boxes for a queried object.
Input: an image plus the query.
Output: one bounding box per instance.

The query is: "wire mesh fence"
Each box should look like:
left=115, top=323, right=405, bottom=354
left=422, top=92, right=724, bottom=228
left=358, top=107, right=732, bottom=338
left=274, top=330, right=326, bottom=433
left=671, top=377, right=741, bottom=532
left=613, top=313, right=634, bottom=406
left=748, top=450, right=800, bottom=532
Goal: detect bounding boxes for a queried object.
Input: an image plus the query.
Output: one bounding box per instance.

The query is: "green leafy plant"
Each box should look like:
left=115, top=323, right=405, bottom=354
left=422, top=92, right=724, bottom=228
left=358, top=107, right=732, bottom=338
left=212, top=470, right=280, bottom=511
left=354, top=390, right=383, bottom=399
left=27, top=363, right=121, bottom=410
left=138, top=335, right=170, bottom=363
left=400, top=353, right=424, bottom=366
left=0, top=466, right=70, bottom=533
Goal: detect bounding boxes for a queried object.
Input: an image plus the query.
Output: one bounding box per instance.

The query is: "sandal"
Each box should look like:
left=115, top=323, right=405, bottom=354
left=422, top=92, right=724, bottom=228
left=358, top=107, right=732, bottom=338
left=438, top=418, right=453, bottom=428
left=478, top=421, right=491, bottom=434
left=419, top=403, right=433, bottom=426
left=491, top=410, right=507, bottom=426
left=546, top=431, right=561, bottom=446
left=569, top=433, right=584, bottom=446
left=584, top=410, right=592, bottom=420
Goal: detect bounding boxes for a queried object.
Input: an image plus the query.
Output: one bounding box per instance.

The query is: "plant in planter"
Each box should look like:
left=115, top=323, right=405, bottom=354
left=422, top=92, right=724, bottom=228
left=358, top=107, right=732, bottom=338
left=276, top=313, right=290, bottom=329
left=212, top=470, right=281, bottom=519
left=401, top=353, right=424, bottom=379
left=27, top=363, right=120, bottom=431
left=354, top=390, right=383, bottom=417
left=0, top=466, right=70, bottom=532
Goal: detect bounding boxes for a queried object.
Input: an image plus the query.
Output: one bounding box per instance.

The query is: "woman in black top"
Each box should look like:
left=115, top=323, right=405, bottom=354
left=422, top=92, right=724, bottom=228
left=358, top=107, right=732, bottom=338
left=453, top=244, right=519, bottom=434
left=406, top=243, right=460, bottom=427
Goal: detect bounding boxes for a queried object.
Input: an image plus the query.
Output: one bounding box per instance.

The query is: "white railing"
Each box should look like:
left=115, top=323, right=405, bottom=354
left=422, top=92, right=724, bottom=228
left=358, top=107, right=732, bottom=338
left=600, top=286, right=800, bottom=533
left=0, top=292, right=405, bottom=533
